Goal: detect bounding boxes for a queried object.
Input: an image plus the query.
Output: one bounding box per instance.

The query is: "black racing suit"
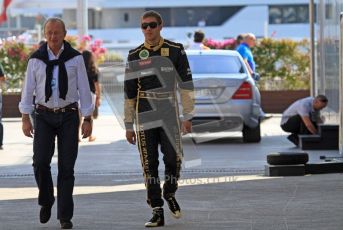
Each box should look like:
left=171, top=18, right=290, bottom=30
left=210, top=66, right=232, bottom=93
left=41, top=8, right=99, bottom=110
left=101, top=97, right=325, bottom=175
left=124, top=38, right=194, bottom=208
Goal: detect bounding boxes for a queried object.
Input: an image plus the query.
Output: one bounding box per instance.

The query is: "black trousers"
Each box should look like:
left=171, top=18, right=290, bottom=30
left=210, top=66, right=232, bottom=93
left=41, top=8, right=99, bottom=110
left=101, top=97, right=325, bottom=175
left=33, top=109, right=79, bottom=220
left=136, top=98, right=183, bottom=208
left=281, top=114, right=315, bottom=135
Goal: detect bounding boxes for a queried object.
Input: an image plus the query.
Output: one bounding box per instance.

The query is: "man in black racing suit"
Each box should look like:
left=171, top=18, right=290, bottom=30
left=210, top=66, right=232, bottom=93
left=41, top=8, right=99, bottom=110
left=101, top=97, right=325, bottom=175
left=124, top=10, right=194, bottom=227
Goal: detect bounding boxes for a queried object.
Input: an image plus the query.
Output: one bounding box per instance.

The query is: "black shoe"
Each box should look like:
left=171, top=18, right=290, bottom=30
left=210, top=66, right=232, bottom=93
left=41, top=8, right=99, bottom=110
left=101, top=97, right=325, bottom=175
left=145, top=207, right=164, bottom=227
left=60, top=220, right=73, bottom=229
left=39, top=206, right=52, bottom=224
left=287, top=134, right=299, bottom=146
left=164, top=195, right=181, bottom=219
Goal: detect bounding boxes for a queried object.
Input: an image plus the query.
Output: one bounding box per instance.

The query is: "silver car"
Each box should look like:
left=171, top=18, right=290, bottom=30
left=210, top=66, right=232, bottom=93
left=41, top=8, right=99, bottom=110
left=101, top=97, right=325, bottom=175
left=186, top=50, right=263, bottom=142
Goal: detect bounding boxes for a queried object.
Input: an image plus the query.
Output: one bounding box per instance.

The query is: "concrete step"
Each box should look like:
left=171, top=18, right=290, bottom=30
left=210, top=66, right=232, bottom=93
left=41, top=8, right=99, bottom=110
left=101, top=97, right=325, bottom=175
left=299, top=124, right=339, bottom=150
left=300, top=141, right=338, bottom=150
left=265, top=164, right=306, bottom=177
left=266, top=162, right=343, bottom=177
left=318, top=124, right=339, bottom=133
left=319, top=124, right=339, bottom=141
left=299, top=134, right=321, bottom=150
left=305, top=162, right=343, bottom=174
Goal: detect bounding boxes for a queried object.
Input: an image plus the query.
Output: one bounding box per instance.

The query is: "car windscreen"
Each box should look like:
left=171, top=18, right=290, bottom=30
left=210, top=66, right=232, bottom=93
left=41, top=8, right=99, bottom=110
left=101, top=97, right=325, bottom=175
left=187, top=55, right=245, bottom=74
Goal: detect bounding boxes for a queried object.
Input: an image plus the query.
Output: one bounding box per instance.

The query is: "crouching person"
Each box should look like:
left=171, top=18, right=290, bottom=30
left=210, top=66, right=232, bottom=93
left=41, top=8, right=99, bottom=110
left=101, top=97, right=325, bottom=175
left=281, top=95, right=328, bottom=146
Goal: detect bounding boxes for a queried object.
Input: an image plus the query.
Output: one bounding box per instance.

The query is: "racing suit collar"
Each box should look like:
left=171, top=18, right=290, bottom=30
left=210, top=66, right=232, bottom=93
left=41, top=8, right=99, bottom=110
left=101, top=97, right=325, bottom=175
left=144, top=37, right=164, bottom=51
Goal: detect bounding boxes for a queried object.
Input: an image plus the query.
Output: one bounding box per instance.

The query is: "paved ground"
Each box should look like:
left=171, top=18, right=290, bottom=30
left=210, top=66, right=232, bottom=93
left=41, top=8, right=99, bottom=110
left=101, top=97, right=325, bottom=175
left=0, top=101, right=342, bottom=229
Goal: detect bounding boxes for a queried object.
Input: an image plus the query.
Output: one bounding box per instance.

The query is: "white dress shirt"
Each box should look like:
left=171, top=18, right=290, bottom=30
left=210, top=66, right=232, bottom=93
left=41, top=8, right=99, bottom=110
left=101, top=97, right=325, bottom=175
left=188, top=42, right=207, bottom=50
left=19, top=44, right=94, bottom=116
left=281, top=97, right=315, bottom=125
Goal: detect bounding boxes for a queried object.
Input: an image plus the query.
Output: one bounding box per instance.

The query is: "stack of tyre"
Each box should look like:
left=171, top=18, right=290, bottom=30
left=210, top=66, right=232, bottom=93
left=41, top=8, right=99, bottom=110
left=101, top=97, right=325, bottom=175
left=266, top=152, right=309, bottom=176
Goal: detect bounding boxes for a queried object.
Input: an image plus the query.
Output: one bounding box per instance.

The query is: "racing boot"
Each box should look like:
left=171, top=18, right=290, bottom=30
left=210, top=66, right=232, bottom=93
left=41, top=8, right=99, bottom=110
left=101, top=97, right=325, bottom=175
left=164, top=195, right=181, bottom=219
left=145, top=207, right=164, bottom=227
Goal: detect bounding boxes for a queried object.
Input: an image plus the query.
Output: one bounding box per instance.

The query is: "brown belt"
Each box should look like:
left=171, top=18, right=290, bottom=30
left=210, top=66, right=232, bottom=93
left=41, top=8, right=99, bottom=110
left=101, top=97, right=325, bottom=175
left=36, top=102, right=78, bottom=113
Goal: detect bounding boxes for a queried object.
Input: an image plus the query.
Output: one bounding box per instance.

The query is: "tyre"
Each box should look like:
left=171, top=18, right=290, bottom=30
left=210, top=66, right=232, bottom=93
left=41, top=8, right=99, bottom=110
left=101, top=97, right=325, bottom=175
left=267, top=152, right=309, bottom=165
left=242, top=122, right=261, bottom=143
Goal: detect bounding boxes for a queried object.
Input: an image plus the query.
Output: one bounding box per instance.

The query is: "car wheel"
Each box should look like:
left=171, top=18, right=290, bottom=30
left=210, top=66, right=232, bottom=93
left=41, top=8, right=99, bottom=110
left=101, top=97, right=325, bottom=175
left=267, top=152, right=309, bottom=165
left=242, top=122, right=261, bottom=143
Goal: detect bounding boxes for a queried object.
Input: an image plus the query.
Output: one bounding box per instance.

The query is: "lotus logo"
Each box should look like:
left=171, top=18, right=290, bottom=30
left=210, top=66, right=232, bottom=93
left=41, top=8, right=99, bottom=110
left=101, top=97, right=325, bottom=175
left=139, top=49, right=149, bottom=60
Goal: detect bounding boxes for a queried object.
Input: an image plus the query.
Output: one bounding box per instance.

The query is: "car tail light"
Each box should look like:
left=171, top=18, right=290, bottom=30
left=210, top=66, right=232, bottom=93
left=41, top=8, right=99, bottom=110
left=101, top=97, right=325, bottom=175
left=232, top=82, right=252, bottom=99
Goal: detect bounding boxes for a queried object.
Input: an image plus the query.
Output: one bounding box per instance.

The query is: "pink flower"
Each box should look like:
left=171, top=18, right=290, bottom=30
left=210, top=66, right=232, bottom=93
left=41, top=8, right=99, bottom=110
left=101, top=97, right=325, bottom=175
left=7, top=48, right=16, bottom=57
left=204, top=38, right=237, bottom=50
left=93, top=39, right=103, bottom=47
left=99, top=47, right=106, bottom=53
left=19, top=52, right=27, bottom=61
left=81, top=35, right=92, bottom=42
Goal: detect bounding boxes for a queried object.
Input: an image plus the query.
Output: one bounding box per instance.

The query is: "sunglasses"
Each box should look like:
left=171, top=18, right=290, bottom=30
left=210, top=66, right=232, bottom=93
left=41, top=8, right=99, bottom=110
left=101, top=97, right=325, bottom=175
left=141, top=22, right=159, bottom=30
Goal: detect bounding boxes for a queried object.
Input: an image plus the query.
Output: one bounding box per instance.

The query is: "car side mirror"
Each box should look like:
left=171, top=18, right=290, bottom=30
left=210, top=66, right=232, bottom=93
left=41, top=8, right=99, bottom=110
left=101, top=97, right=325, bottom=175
left=252, top=73, right=260, bottom=81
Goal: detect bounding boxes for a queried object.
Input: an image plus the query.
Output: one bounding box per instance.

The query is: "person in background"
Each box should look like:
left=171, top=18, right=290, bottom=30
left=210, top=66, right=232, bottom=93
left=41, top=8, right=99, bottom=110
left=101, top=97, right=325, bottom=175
left=281, top=95, right=328, bottom=146
left=82, top=50, right=101, bottom=142
left=188, top=30, right=210, bottom=50
left=236, top=33, right=256, bottom=76
left=19, top=17, right=94, bottom=229
left=236, top=33, right=264, bottom=117
left=38, top=40, right=46, bottom=47
left=235, top=34, right=244, bottom=48
left=0, top=62, right=6, bottom=150
left=197, top=18, right=206, bottom=27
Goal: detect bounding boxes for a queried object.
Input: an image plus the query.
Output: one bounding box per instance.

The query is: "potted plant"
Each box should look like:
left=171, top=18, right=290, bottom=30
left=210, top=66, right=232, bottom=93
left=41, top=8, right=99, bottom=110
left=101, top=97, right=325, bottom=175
left=0, top=39, right=35, bottom=91
left=0, top=39, right=36, bottom=117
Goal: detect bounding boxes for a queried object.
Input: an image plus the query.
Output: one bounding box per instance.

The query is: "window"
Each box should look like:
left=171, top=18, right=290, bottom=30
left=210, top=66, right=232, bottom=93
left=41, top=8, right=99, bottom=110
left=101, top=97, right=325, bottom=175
left=325, top=3, right=333, bottom=19
left=146, top=6, right=243, bottom=27
left=187, top=55, right=245, bottom=74
left=269, top=7, right=282, bottom=24
left=297, top=6, right=309, bottom=23
left=269, top=5, right=313, bottom=24
left=283, top=7, right=297, bottom=23
left=124, top=13, right=129, bottom=22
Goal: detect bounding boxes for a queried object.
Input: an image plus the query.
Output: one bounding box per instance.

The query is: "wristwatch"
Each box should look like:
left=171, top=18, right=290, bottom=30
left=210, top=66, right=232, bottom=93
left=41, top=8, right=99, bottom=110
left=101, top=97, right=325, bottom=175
left=84, top=117, right=92, bottom=123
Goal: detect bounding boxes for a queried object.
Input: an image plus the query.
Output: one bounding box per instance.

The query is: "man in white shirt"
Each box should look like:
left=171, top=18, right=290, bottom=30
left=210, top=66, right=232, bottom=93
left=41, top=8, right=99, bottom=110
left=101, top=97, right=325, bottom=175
left=19, top=18, right=94, bottom=229
left=281, top=95, right=328, bottom=146
left=188, top=30, right=210, bottom=50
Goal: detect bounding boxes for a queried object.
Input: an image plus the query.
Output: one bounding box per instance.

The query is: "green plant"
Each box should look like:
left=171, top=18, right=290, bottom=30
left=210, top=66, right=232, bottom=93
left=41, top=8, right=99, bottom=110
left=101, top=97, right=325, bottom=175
left=253, top=38, right=310, bottom=90
left=103, top=51, right=124, bottom=62
left=0, top=39, right=35, bottom=92
left=205, top=37, right=310, bottom=90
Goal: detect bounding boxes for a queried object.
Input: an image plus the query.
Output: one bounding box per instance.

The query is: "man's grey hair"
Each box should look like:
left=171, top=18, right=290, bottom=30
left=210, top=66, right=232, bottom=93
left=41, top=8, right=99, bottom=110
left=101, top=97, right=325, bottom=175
left=43, top=17, right=67, bottom=34
left=244, top=33, right=256, bottom=41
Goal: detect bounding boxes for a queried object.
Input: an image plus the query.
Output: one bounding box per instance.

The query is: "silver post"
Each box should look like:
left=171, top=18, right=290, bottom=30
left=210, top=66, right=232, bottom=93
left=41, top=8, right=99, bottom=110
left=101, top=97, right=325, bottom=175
left=309, top=0, right=315, bottom=97
left=77, top=0, right=88, bottom=38
left=339, top=12, right=343, bottom=155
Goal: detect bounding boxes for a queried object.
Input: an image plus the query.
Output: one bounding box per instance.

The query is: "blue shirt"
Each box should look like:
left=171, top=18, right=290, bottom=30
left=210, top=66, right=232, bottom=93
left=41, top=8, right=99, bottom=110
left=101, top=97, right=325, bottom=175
left=236, top=42, right=255, bottom=72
